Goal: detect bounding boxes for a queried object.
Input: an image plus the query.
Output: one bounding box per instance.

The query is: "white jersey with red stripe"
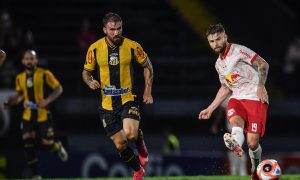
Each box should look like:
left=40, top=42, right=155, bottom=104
left=215, top=43, right=259, bottom=101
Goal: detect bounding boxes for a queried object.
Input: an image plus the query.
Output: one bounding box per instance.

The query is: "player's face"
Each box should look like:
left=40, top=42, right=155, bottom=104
left=207, top=32, right=227, bottom=54
left=103, top=21, right=123, bottom=45
left=22, top=50, right=38, bottom=70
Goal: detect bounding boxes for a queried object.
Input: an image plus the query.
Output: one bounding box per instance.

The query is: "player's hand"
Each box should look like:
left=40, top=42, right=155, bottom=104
left=199, top=108, right=212, bottom=120
left=143, top=93, right=153, bottom=104
left=0, top=49, right=6, bottom=66
left=88, top=80, right=100, bottom=90
left=257, top=85, right=269, bottom=104
left=37, top=99, right=49, bottom=108
left=1, top=101, right=9, bottom=110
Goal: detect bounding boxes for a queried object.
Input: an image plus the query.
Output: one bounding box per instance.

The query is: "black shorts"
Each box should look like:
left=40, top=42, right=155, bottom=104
left=20, top=117, right=54, bottom=141
left=99, top=101, right=141, bottom=137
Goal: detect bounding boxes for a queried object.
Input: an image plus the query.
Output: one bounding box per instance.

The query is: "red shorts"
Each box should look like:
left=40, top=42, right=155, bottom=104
left=226, top=98, right=268, bottom=137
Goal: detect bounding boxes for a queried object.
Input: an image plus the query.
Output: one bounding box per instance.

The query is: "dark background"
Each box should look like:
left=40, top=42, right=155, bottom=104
left=1, top=0, right=300, bottom=178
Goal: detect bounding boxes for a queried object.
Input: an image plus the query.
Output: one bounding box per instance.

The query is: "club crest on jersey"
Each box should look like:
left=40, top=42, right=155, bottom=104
left=109, top=53, right=119, bottom=65
left=227, top=108, right=235, bottom=116
left=26, top=77, right=33, bottom=88
left=225, top=73, right=240, bottom=85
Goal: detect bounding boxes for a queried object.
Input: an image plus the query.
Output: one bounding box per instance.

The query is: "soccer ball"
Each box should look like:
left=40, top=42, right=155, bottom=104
left=257, top=159, right=282, bottom=180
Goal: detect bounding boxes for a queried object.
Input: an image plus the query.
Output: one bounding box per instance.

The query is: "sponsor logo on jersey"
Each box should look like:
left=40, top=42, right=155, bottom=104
left=128, top=106, right=140, bottom=117
left=24, top=101, right=38, bottom=109
left=225, top=73, right=240, bottom=85
left=227, top=108, right=235, bottom=116
left=26, top=77, right=33, bottom=88
left=239, top=50, right=251, bottom=59
left=109, top=53, right=119, bottom=65
left=103, top=85, right=130, bottom=96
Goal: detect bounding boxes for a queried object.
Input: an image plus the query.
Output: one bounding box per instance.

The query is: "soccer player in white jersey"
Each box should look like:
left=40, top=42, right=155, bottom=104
left=198, top=23, right=269, bottom=180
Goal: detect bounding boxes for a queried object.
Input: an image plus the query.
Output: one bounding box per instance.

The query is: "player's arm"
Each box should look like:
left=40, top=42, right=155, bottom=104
left=0, top=49, right=7, bottom=67
left=141, top=57, right=154, bottom=104
left=82, top=69, right=100, bottom=90
left=252, top=56, right=269, bottom=103
left=199, top=84, right=231, bottom=120
left=38, top=86, right=63, bottom=108
left=2, top=92, right=24, bottom=109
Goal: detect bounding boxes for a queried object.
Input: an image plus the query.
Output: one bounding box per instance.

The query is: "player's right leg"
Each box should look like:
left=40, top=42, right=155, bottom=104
left=224, top=115, right=245, bottom=157
left=21, top=121, right=39, bottom=178
left=111, top=131, right=144, bottom=180
left=100, top=108, right=144, bottom=180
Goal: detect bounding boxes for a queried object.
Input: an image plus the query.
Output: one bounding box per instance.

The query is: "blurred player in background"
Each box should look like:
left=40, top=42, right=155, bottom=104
left=2, top=50, right=68, bottom=179
left=199, top=23, right=269, bottom=180
left=210, top=96, right=247, bottom=176
left=0, top=49, right=6, bottom=67
left=82, top=12, right=153, bottom=180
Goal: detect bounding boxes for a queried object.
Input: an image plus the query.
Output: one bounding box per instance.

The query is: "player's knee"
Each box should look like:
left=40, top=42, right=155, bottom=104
left=124, top=130, right=138, bottom=141
left=115, top=140, right=128, bottom=151
left=41, top=138, right=54, bottom=146
left=247, top=140, right=259, bottom=150
left=23, top=137, right=35, bottom=148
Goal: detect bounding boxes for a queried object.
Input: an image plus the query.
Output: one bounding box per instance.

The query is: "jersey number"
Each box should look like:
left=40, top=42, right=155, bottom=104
left=251, top=123, right=257, bottom=132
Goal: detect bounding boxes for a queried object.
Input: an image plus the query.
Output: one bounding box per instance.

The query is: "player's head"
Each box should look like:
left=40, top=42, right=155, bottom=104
left=102, top=12, right=123, bottom=46
left=206, top=23, right=228, bottom=54
left=22, top=50, right=38, bottom=71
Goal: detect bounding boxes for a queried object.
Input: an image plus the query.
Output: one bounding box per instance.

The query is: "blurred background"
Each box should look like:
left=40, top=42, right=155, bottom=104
left=0, top=0, right=300, bottom=178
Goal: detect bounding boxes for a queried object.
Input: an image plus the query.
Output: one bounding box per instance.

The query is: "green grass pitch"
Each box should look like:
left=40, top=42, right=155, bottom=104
left=19, top=175, right=300, bottom=180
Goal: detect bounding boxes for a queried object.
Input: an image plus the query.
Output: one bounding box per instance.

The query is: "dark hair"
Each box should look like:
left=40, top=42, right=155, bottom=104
left=206, top=23, right=225, bottom=36
left=102, top=12, right=122, bottom=27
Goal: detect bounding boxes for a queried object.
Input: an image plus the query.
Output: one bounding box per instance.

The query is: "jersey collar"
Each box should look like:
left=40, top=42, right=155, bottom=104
left=220, top=43, right=232, bottom=60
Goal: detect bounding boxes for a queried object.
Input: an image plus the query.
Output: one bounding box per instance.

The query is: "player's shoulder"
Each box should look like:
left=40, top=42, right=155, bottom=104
left=123, top=37, right=141, bottom=47
left=16, top=71, right=26, bottom=78
left=231, top=43, right=252, bottom=52
left=89, top=37, right=105, bottom=48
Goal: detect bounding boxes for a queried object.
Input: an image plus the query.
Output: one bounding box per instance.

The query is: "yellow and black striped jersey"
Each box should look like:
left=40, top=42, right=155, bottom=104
left=15, top=67, right=61, bottom=122
left=84, top=37, right=147, bottom=110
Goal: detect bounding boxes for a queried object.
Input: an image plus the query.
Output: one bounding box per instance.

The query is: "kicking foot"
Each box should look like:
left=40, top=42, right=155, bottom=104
left=223, top=133, right=244, bottom=157
left=136, top=140, right=149, bottom=168
left=57, top=141, right=68, bottom=162
left=133, top=166, right=145, bottom=180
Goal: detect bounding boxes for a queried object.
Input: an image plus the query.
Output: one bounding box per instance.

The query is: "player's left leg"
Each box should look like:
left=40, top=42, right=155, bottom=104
left=122, top=102, right=149, bottom=168
left=247, top=133, right=261, bottom=180
left=39, top=121, right=68, bottom=162
left=244, top=100, right=268, bottom=180
left=123, top=118, right=148, bottom=168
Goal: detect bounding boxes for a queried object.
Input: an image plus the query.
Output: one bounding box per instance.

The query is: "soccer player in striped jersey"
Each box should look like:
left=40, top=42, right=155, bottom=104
left=199, top=24, right=269, bottom=180
left=2, top=50, right=68, bottom=178
left=82, top=12, right=153, bottom=180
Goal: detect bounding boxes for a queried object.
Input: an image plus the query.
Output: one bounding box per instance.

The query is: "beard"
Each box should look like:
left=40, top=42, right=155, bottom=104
left=25, top=64, right=35, bottom=71
left=213, top=44, right=226, bottom=54
left=108, top=36, right=123, bottom=46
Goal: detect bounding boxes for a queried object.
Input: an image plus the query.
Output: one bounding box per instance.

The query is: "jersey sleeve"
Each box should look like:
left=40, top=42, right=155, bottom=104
left=238, top=45, right=258, bottom=64
left=45, top=70, right=61, bottom=89
left=84, top=45, right=96, bottom=71
left=15, top=75, right=22, bottom=92
left=133, top=42, right=148, bottom=65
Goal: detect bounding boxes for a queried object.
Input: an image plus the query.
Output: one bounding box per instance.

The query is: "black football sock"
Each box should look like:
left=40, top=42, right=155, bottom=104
left=24, top=139, right=38, bottom=175
left=119, top=146, right=141, bottom=171
left=134, top=129, right=144, bottom=146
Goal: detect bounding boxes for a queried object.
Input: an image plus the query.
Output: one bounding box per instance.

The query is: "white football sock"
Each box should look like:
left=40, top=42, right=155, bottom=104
left=231, top=127, right=245, bottom=147
left=249, top=144, right=262, bottom=171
